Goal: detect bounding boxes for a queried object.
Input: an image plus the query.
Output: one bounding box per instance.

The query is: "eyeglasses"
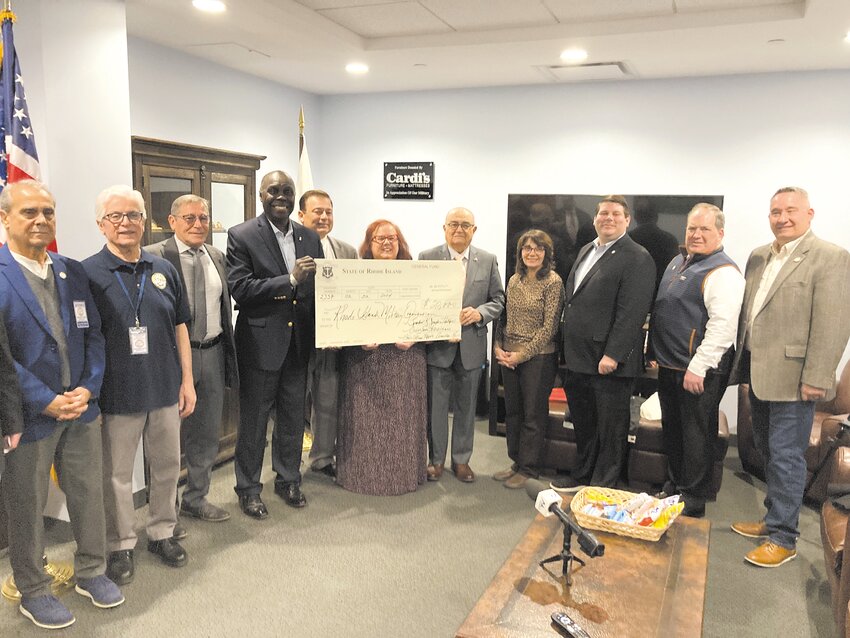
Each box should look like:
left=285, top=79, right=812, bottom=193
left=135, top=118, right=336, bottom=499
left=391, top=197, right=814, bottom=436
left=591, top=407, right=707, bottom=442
left=178, top=214, right=210, bottom=225
left=372, top=235, right=399, bottom=245
left=521, top=245, right=545, bottom=254
left=102, top=211, right=143, bottom=224
left=18, top=207, right=55, bottom=220
left=446, top=221, right=474, bottom=231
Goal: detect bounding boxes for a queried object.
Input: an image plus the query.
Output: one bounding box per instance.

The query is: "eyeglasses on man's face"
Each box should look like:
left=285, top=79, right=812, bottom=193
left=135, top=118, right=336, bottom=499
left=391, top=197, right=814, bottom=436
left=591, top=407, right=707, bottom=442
left=102, top=211, right=144, bottom=224
left=446, top=221, right=474, bottom=231
left=178, top=214, right=210, bottom=226
left=372, top=235, right=398, bottom=245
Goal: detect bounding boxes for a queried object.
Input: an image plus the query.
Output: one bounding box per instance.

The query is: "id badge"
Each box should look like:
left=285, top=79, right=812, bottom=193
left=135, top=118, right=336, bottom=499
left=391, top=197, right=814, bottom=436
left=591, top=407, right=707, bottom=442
left=73, top=301, right=89, bottom=328
left=129, top=326, right=149, bottom=355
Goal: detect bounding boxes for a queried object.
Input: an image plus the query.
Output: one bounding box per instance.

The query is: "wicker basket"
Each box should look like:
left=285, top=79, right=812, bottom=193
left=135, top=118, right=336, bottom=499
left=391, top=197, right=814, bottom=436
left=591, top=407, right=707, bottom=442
left=569, top=487, right=680, bottom=542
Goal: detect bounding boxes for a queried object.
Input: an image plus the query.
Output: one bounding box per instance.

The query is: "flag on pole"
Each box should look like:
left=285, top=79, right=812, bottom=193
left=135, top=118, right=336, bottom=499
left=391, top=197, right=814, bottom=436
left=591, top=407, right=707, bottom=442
left=0, top=7, right=48, bottom=247
left=296, top=106, right=313, bottom=207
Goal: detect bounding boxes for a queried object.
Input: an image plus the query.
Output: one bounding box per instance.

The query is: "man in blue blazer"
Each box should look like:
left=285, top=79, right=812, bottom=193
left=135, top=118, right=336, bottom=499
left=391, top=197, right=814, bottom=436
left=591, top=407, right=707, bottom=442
left=419, top=207, right=504, bottom=482
left=0, top=180, right=123, bottom=629
left=226, top=170, right=323, bottom=518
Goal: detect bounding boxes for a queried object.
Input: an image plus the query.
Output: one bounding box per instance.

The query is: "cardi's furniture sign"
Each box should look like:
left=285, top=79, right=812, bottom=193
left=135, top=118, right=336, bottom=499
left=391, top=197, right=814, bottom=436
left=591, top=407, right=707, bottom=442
left=383, top=162, right=434, bottom=200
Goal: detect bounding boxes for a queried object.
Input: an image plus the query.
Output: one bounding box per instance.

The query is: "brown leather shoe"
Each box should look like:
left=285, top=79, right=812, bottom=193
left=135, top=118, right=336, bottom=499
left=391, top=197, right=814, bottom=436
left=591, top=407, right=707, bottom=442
left=731, top=520, right=769, bottom=538
left=745, top=541, right=797, bottom=567
left=492, top=466, right=517, bottom=481
left=504, top=473, right=529, bottom=489
left=427, top=464, right=444, bottom=481
left=452, top=463, right=475, bottom=483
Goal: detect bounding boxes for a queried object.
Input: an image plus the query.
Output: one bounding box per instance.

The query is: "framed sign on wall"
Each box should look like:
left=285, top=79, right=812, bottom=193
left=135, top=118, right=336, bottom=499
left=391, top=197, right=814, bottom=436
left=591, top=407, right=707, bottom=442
left=383, top=162, right=434, bottom=200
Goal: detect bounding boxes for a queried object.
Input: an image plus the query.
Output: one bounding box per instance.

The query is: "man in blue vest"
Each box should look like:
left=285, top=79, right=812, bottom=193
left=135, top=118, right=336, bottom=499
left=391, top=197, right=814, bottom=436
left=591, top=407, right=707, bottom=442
left=650, top=203, right=744, bottom=517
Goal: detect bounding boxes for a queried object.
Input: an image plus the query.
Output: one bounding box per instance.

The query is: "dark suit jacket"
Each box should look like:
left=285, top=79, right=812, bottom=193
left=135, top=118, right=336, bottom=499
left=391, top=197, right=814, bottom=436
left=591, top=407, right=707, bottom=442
left=0, top=316, right=24, bottom=438
left=226, top=215, right=323, bottom=372
left=145, top=237, right=238, bottom=388
left=562, top=234, right=656, bottom=378
left=0, top=245, right=105, bottom=442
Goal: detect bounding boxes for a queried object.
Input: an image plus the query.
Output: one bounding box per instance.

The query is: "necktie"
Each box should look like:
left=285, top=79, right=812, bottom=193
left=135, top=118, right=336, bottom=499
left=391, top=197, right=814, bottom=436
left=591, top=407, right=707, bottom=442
left=191, top=248, right=207, bottom=341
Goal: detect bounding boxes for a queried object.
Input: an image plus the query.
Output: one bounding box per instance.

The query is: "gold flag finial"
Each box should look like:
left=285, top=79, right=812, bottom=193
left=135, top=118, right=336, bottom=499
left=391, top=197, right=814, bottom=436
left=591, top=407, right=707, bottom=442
left=299, top=105, right=305, bottom=134
left=0, top=0, right=16, bottom=22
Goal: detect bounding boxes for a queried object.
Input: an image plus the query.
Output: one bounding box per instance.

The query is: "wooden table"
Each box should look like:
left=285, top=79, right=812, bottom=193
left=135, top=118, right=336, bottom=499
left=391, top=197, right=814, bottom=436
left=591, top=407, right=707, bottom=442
left=456, top=513, right=710, bottom=637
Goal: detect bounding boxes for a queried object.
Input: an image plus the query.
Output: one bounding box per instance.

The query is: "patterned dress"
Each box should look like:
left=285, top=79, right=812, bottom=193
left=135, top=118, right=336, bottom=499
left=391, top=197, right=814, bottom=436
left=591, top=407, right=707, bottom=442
left=336, top=343, right=428, bottom=495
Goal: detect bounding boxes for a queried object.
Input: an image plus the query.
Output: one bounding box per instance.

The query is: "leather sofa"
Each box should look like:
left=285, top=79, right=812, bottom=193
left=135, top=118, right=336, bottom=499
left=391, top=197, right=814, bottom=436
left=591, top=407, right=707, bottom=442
left=541, top=405, right=730, bottom=495
left=738, top=360, right=850, bottom=503
left=821, top=479, right=850, bottom=634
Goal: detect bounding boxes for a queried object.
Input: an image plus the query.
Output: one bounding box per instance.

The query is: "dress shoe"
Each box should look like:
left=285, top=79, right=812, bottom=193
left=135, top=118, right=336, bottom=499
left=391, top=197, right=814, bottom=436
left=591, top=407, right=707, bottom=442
left=172, top=522, right=188, bottom=540
left=731, top=520, right=769, bottom=538
left=452, top=463, right=475, bottom=483
left=427, top=463, right=444, bottom=481
left=311, top=464, right=336, bottom=479
left=147, top=537, right=188, bottom=568
left=550, top=475, right=583, bottom=493
left=493, top=466, right=517, bottom=482
left=504, top=472, right=530, bottom=489
left=745, top=541, right=797, bottom=568
left=682, top=503, right=706, bottom=518
left=106, top=550, right=134, bottom=586
left=239, top=494, right=269, bottom=520
left=275, top=482, right=307, bottom=508
left=180, top=500, right=231, bottom=522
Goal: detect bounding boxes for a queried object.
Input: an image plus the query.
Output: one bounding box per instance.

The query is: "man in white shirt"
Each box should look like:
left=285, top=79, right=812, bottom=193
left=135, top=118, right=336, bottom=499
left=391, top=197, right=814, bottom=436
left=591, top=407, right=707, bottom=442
left=650, top=203, right=745, bottom=518
left=730, top=187, right=850, bottom=567
left=297, top=189, right=357, bottom=478
left=146, top=195, right=237, bottom=525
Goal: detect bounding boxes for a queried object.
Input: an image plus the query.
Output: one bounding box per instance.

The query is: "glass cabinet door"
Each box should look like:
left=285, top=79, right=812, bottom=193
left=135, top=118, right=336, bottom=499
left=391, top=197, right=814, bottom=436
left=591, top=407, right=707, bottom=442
left=142, top=166, right=198, bottom=245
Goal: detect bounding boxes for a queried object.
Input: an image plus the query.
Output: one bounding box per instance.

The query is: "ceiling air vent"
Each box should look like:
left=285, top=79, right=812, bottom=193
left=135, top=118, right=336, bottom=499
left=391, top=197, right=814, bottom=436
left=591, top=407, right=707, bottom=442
left=536, top=62, right=632, bottom=82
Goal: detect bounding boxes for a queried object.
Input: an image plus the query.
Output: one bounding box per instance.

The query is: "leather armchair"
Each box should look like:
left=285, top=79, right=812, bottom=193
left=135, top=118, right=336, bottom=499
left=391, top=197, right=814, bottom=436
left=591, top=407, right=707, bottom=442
left=738, top=360, right=850, bottom=503
left=820, top=477, right=850, bottom=633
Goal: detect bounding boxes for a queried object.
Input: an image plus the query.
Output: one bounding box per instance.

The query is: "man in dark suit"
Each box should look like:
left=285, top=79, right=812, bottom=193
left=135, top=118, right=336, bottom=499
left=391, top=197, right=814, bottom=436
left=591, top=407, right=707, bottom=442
left=419, top=207, right=504, bottom=482
left=297, top=189, right=357, bottom=478
left=552, top=195, right=656, bottom=491
left=0, top=180, right=123, bottom=629
left=146, top=195, right=237, bottom=523
left=226, top=170, right=322, bottom=518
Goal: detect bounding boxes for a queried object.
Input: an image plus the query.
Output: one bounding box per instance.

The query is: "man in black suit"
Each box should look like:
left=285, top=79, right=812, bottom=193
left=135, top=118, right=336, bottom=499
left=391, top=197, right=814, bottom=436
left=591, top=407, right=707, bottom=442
left=226, top=170, right=322, bottom=518
left=552, top=195, right=655, bottom=491
left=146, top=195, right=237, bottom=524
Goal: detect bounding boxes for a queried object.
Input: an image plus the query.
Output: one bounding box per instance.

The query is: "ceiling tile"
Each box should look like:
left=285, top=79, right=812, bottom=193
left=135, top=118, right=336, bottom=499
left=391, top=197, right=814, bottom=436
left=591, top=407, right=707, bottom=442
left=674, top=0, right=800, bottom=11
left=318, top=3, right=454, bottom=37
left=419, top=0, right=558, bottom=31
left=543, top=0, right=675, bottom=22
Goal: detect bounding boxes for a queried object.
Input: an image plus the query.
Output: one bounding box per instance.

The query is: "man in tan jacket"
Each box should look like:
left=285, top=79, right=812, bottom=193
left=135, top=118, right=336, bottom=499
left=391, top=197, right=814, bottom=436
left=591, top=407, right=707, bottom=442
left=730, top=187, right=850, bottom=567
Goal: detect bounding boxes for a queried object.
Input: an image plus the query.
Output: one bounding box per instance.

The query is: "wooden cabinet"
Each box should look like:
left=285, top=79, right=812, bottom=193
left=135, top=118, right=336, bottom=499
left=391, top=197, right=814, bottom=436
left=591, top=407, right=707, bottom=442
left=131, top=137, right=266, bottom=468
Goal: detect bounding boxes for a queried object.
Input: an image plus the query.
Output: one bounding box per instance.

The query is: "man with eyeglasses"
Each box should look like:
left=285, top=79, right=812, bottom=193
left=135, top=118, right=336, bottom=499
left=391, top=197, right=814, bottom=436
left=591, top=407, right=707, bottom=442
left=552, top=195, right=655, bottom=492
left=83, top=185, right=196, bottom=585
left=0, top=180, right=124, bottom=629
left=297, top=189, right=356, bottom=480
left=419, top=207, right=505, bottom=482
left=226, top=170, right=322, bottom=518
left=146, top=195, right=236, bottom=524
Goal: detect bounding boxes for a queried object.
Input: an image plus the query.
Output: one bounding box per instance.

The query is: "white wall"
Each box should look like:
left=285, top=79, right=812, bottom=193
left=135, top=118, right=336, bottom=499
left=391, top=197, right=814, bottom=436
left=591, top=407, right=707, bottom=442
left=13, top=0, right=133, bottom=259
left=127, top=37, right=319, bottom=195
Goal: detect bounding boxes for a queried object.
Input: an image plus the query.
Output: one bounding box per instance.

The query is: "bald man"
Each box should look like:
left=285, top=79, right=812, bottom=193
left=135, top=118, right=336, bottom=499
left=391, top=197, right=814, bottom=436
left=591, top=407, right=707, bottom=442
left=419, top=207, right=504, bottom=483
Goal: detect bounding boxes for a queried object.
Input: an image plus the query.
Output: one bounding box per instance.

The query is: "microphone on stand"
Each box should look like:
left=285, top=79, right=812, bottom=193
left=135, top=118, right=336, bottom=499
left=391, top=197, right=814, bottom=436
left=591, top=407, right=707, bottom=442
left=526, top=480, right=605, bottom=559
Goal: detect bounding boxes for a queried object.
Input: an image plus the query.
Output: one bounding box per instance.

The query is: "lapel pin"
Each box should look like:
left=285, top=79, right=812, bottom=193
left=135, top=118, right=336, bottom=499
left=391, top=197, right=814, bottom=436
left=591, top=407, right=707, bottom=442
left=793, top=257, right=801, bottom=262
left=59, top=271, right=67, bottom=279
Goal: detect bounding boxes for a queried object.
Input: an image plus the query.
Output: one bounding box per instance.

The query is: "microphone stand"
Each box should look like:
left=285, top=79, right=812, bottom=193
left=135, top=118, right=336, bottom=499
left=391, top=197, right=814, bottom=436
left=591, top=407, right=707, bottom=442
left=539, top=523, right=585, bottom=586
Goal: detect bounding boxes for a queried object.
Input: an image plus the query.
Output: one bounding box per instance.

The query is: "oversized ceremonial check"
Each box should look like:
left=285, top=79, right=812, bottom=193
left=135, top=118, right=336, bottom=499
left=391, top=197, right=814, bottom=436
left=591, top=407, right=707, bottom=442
left=314, top=259, right=465, bottom=348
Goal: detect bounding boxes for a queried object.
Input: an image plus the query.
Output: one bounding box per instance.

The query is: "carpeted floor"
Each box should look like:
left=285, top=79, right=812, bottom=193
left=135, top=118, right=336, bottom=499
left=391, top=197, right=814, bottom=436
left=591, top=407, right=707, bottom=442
left=0, top=421, right=836, bottom=637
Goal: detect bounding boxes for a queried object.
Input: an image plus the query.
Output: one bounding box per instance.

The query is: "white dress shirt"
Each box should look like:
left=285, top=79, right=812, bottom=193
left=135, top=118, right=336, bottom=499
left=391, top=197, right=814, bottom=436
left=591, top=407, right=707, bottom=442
left=174, top=237, right=223, bottom=340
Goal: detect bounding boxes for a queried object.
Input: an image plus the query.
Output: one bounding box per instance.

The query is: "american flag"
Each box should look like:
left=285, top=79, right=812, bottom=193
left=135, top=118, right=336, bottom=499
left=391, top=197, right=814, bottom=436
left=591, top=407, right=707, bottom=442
left=0, top=9, right=45, bottom=246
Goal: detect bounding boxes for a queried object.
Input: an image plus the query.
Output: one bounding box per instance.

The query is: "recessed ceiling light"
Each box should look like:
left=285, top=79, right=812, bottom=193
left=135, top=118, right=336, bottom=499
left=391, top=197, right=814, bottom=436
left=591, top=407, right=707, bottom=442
left=192, top=0, right=226, bottom=13
left=560, top=48, right=588, bottom=63
left=845, top=31, right=850, bottom=42
left=345, top=62, right=369, bottom=75
left=767, top=38, right=785, bottom=44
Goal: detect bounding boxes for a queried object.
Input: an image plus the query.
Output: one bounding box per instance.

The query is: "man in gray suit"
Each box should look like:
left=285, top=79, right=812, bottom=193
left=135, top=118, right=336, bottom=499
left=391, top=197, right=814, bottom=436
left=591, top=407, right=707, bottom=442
left=419, top=207, right=505, bottom=482
left=298, top=189, right=357, bottom=478
left=146, top=195, right=237, bottom=523
left=731, top=187, right=850, bottom=568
